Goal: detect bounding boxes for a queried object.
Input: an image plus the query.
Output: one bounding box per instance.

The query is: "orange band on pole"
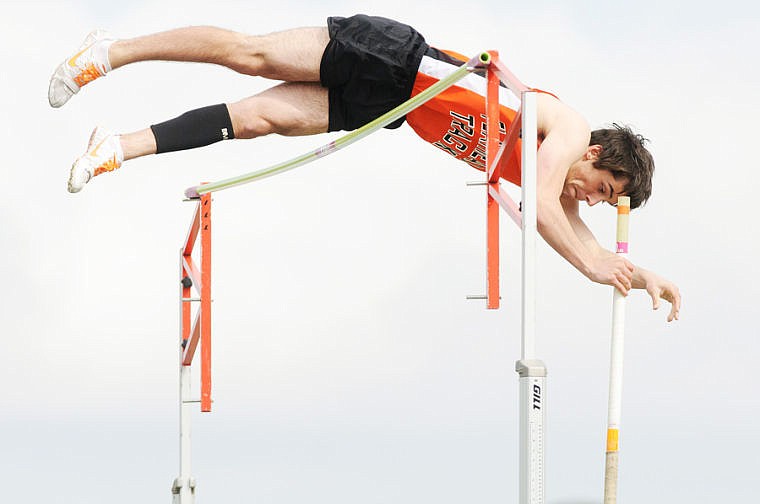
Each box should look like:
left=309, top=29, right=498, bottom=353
left=606, top=428, right=619, bottom=452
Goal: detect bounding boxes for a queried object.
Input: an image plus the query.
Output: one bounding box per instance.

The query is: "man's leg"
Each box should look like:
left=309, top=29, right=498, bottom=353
left=68, top=82, right=329, bottom=193
left=50, top=26, right=329, bottom=107
left=122, top=82, right=329, bottom=158
left=109, top=26, right=329, bottom=81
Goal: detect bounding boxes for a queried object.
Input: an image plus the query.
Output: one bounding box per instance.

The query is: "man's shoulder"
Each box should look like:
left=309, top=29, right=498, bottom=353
left=537, top=93, right=589, bottom=136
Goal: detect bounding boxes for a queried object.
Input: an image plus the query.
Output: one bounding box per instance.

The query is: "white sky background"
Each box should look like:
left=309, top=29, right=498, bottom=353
left=1, top=1, right=758, bottom=503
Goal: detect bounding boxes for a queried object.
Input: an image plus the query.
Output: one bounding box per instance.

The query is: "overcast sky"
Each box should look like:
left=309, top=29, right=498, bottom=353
left=1, top=1, right=758, bottom=503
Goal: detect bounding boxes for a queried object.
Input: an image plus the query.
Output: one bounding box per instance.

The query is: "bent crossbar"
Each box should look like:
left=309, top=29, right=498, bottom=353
left=184, top=53, right=491, bottom=198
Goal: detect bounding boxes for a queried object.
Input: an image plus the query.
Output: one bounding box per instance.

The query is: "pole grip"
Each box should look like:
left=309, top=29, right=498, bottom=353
left=604, top=451, right=619, bottom=504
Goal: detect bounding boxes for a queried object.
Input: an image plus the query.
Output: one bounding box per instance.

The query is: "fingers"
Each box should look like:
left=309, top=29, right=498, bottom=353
left=667, top=298, right=680, bottom=321
left=614, top=272, right=630, bottom=296
left=623, top=258, right=635, bottom=274
left=674, top=288, right=682, bottom=313
left=613, top=280, right=627, bottom=296
left=668, top=285, right=682, bottom=322
left=650, top=283, right=681, bottom=322
left=617, top=274, right=631, bottom=294
left=590, top=256, right=634, bottom=293
left=611, top=257, right=633, bottom=294
left=618, top=260, right=633, bottom=293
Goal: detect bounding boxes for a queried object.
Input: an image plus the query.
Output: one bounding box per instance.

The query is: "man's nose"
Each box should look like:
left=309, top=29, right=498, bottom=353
left=586, top=194, right=601, bottom=206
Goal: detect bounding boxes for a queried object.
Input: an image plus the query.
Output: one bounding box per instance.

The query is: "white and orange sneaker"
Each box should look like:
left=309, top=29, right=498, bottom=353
left=68, top=127, right=124, bottom=193
left=49, top=30, right=116, bottom=108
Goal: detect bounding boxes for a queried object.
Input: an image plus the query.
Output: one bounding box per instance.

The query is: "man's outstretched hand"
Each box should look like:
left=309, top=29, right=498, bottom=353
left=639, top=270, right=681, bottom=322
left=588, top=256, right=681, bottom=322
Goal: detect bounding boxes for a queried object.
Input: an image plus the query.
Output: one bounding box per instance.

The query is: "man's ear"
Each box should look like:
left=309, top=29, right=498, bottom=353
left=586, top=144, right=603, bottom=160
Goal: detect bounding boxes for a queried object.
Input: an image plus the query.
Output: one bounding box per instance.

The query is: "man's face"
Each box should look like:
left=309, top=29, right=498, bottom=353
left=564, top=146, right=628, bottom=206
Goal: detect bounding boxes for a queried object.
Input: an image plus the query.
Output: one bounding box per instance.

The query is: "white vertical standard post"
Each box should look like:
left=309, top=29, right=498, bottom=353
left=173, top=254, right=196, bottom=504
left=603, top=196, right=631, bottom=504
left=516, top=91, right=546, bottom=504
left=173, top=365, right=196, bottom=503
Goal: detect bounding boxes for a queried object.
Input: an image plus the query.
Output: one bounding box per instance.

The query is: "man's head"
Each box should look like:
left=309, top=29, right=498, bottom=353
left=589, top=124, right=654, bottom=209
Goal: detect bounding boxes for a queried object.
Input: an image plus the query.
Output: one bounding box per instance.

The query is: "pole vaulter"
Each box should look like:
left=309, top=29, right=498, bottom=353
left=48, top=14, right=682, bottom=504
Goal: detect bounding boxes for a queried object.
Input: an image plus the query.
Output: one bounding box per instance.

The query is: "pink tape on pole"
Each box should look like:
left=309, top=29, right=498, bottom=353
left=616, top=242, right=629, bottom=254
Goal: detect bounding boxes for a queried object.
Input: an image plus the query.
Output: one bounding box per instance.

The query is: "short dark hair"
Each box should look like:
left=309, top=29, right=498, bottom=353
left=589, top=124, right=654, bottom=209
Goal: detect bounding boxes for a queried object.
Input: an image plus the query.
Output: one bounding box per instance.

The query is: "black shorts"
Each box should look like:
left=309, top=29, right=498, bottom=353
left=320, top=15, right=429, bottom=132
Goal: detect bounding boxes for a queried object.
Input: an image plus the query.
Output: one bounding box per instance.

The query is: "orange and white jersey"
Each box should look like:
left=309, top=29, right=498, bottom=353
left=406, top=49, right=529, bottom=186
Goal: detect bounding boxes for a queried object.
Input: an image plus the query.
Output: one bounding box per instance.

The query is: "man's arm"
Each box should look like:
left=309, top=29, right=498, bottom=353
left=533, top=94, right=634, bottom=294
left=560, top=194, right=682, bottom=321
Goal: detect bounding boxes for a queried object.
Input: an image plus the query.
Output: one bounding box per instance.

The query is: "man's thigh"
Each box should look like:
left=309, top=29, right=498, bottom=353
left=229, top=82, right=329, bottom=137
left=252, top=27, right=329, bottom=82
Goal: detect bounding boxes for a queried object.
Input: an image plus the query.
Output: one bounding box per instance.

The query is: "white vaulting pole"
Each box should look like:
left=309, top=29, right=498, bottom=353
left=603, top=196, right=631, bottom=503
left=515, top=91, right=546, bottom=504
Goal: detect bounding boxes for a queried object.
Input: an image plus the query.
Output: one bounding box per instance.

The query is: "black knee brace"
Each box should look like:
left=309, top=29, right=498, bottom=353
left=150, top=103, right=235, bottom=154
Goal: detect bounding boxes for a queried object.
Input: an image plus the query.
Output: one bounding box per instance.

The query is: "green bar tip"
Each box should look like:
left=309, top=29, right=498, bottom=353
left=479, top=52, right=491, bottom=65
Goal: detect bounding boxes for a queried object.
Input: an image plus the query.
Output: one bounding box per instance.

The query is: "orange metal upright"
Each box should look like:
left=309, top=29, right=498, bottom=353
left=485, top=50, right=501, bottom=310
left=180, top=191, right=213, bottom=412
left=200, top=196, right=212, bottom=412
left=483, top=52, right=531, bottom=310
